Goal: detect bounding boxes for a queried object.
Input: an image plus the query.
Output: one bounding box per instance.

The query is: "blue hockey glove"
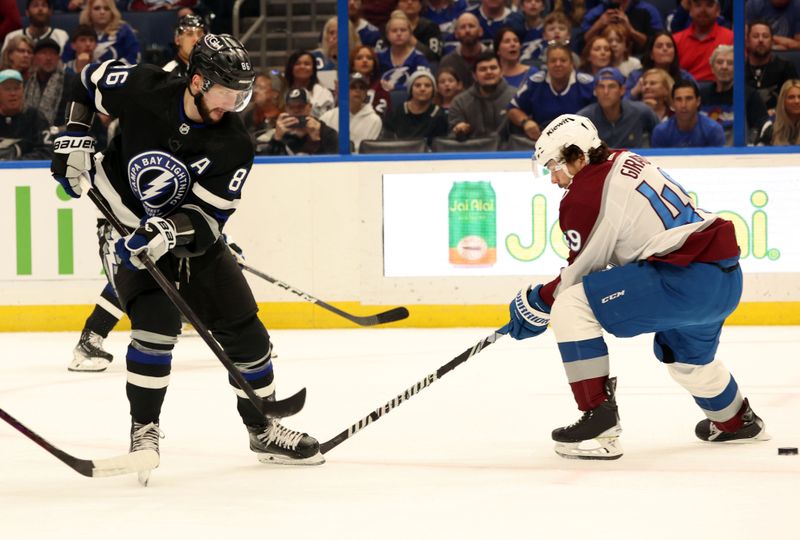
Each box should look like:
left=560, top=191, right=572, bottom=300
left=115, top=217, right=177, bottom=270
left=51, top=132, right=96, bottom=198
left=508, top=284, right=551, bottom=340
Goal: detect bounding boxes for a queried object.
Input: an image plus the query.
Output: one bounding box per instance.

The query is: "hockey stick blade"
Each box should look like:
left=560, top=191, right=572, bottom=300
left=0, top=407, right=159, bottom=478
left=240, top=264, right=410, bottom=327
left=319, top=325, right=509, bottom=454
left=81, top=178, right=304, bottom=420
left=263, top=387, right=307, bottom=418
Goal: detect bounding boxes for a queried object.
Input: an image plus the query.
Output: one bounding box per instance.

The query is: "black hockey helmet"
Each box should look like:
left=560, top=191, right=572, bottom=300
left=175, top=14, right=207, bottom=37
left=188, top=34, right=255, bottom=110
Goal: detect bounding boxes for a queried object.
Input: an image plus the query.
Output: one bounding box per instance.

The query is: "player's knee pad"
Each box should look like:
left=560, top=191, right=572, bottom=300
left=127, top=291, right=180, bottom=349
left=550, top=283, right=603, bottom=343
left=214, top=314, right=271, bottom=364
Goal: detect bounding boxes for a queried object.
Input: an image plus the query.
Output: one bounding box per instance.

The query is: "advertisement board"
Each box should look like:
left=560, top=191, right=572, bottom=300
left=383, top=166, right=800, bottom=277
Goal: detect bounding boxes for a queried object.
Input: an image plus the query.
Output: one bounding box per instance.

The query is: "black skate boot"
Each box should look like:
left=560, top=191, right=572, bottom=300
left=695, top=399, right=770, bottom=443
left=69, top=329, right=113, bottom=372
left=552, top=377, right=623, bottom=460
left=130, top=421, right=162, bottom=486
left=247, top=419, right=324, bottom=466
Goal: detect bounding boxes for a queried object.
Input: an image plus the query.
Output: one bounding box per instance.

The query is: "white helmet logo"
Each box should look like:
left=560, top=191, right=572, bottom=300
left=204, top=35, right=223, bottom=50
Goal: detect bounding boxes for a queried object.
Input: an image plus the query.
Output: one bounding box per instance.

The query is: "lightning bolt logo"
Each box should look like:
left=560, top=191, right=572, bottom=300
left=140, top=170, right=174, bottom=201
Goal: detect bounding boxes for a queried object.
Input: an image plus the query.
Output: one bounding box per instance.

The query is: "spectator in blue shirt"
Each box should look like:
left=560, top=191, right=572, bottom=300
left=467, top=0, right=526, bottom=45
left=350, top=0, right=382, bottom=47
left=580, top=0, right=663, bottom=56
left=61, top=0, right=140, bottom=66
left=745, top=0, right=800, bottom=51
left=651, top=79, right=725, bottom=147
left=507, top=41, right=595, bottom=140
left=378, top=10, right=431, bottom=91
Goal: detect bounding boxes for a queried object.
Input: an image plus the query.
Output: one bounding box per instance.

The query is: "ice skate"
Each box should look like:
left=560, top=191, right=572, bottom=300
left=552, top=377, right=623, bottom=460
left=68, top=330, right=113, bottom=372
left=130, top=421, right=162, bottom=486
left=695, top=399, right=770, bottom=443
left=247, top=419, right=324, bottom=466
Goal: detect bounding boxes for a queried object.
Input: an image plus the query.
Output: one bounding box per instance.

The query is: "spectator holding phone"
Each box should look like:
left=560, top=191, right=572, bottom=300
left=580, top=0, right=663, bottom=56
left=265, top=88, right=338, bottom=155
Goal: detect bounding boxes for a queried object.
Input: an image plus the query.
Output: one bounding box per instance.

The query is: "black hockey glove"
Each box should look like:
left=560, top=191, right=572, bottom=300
left=51, top=132, right=96, bottom=198
left=115, top=217, right=177, bottom=270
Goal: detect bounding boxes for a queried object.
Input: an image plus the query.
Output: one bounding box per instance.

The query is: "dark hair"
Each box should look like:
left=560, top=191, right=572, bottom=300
left=747, top=19, right=773, bottom=37
left=641, top=31, right=682, bottom=82
left=473, top=50, right=499, bottom=71
left=671, top=78, right=699, bottom=98
left=27, top=0, right=52, bottom=8
left=437, top=65, right=462, bottom=84
left=349, top=45, right=381, bottom=83
left=545, top=42, right=574, bottom=65
left=71, top=24, right=98, bottom=42
left=285, top=49, right=319, bottom=90
left=561, top=142, right=611, bottom=165
left=492, top=26, right=520, bottom=58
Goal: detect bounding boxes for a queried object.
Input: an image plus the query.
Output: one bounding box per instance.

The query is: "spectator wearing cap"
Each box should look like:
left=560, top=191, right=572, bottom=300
left=63, top=25, right=97, bottom=76
left=382, top=68, right=447, bottom=144
left=285, top=50, right=336, bottom=119
left=1, top=35, right=34, bottom=81
left=378, top=10, right=431, bottom=92
left=320, top=73, right=383, bottom=153
left=651, top=79, right=725, bottom=147
left=24, top=37, right=74, bottom=126
left=700, top=44, right=768, bottom=144
left=265, top=87, right=338, bottom=156
left=61, top=0, right=140, bottom=66
left=507, top=41, right=595, bottom=140
left=577, top=66, right=659, bottom=147
left=163, top=14, right=206, bottom=77
left=2, top=0, right=69, bottom=55
left=449, top=50, right=516, bottom=140
left=0, top=69, right=52, bottom=160
left=673, top=0, right=733, bottom=82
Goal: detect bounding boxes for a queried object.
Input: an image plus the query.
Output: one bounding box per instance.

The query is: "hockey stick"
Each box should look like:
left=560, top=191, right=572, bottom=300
left=80, top=178, right=305, bottom=419
left=319, top=325, right=509, bottom=454
left=0, top=407, right=159, bottom=478
left=240, top=263, right=410, bottom=326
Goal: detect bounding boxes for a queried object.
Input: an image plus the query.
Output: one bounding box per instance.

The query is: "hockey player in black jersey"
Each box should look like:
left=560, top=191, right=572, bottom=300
left=51, top=34, right=324, bottom=483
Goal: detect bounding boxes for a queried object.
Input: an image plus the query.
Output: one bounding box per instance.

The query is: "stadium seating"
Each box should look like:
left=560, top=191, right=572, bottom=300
left=431, top=135, right=500, bottom=152
left=359, top=138, right=428, bottom=154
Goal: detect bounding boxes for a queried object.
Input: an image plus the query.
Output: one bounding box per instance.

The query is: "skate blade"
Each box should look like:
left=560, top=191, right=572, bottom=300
left=707, top=429, right=772, bottom=444
left=68, top=359, right=110, bottom=372
left=554, top=437, right=624, bottom=460
left=255, top=451, right=325, bottom=466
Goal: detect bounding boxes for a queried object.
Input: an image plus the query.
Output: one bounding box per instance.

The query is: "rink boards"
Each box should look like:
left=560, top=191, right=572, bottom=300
left=1, top=151, right=798, bottom=330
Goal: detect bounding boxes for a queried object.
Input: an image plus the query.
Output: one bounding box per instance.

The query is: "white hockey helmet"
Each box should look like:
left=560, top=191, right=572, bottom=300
left=531, top=114, right=602, bottom=177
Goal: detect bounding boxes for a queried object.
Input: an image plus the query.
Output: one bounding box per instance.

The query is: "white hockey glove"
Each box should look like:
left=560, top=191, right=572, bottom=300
left=51, top=132, right=96, bottom=198
left=115, top=217, right=177, bottom=270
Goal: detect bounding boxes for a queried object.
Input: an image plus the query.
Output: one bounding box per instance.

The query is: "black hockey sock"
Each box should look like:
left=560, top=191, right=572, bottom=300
left=83, top=283, right=123, bottom=338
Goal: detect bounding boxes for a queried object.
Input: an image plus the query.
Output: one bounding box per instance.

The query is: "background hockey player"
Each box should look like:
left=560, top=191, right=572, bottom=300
left=50, top=34, right=324, bottom=483
left=506, top=114, right=769, bottom=460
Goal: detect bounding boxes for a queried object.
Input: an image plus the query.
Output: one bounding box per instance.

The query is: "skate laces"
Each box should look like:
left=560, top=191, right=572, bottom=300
left=85, top=331, right=105, bottom=351
left=258, top=422, right=304, bottom=450
left=131, top=422, right=164, bottom=452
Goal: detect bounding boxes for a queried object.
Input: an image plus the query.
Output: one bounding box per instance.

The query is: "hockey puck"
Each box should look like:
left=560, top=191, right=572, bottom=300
left=778, top=447, right=798, bottom=455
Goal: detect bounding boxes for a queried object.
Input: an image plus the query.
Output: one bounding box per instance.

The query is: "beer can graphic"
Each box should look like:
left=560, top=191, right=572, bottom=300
left=448, top=181, right=496, bottom=265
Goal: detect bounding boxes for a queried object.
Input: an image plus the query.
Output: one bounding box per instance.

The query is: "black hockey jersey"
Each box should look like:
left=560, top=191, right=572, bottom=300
left=73, top=60, right=254, bottom=253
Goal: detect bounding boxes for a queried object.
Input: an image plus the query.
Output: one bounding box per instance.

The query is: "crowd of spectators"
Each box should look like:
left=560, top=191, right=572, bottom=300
left=1, top=0, right=800, bottom=159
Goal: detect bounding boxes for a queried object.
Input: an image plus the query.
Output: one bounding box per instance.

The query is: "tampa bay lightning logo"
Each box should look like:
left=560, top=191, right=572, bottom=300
left=127, top=151, right=191, bottom=217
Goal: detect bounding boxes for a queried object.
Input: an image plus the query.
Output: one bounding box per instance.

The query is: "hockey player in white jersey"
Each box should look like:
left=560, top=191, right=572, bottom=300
left=506, top=114, right=769, bottom=460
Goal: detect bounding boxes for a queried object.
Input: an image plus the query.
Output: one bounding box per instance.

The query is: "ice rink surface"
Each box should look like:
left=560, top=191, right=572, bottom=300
left=1, top=326, right=798, bottom=540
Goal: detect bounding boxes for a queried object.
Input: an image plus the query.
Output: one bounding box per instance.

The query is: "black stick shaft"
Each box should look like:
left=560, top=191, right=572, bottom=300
left=319, top=327, right=508, bottom=454
left=84, top=187, right=282, bottom=417
left=241, top=263, right=409, bottom=326
left=0, top=407, right=87, bottom=473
